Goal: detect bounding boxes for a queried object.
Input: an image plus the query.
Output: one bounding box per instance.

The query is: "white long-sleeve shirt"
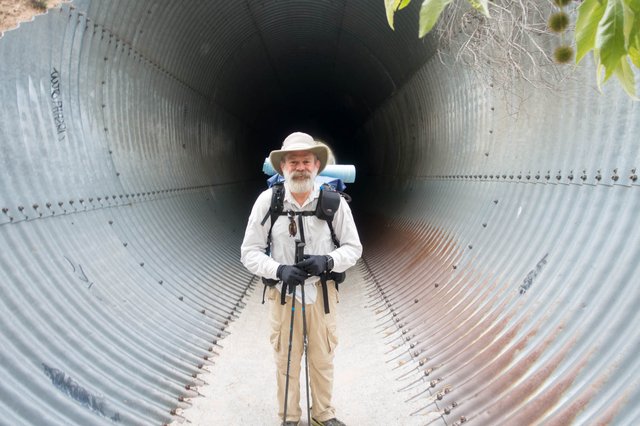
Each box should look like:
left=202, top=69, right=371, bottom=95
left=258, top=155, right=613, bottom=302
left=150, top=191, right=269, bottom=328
left=240, top=181, right=362, bottom=304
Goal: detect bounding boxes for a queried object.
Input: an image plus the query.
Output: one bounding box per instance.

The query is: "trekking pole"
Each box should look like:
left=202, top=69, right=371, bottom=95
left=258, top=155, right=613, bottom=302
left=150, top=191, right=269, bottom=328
left=283, top=277, right=297, bottom=425
left=295, top=240, right=311, bottom=426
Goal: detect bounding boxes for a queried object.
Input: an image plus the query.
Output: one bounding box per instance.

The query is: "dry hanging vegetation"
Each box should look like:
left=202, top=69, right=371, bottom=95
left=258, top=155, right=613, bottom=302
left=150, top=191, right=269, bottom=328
left=430, top=0, right=575, bottom=92
left=386, top=0, right=640, bottom=98
left=0, top=0, right=67, bottom=36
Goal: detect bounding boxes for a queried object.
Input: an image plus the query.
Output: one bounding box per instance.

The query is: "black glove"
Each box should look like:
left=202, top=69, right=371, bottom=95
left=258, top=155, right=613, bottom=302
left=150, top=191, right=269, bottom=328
left=277, top=264, right=308, bottom=289
left=296, top=255, right=328, bottom=276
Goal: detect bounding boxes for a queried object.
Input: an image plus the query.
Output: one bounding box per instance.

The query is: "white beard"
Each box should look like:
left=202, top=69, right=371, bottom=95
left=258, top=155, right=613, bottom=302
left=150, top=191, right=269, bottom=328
left=284, top=169, right=317, bottom=194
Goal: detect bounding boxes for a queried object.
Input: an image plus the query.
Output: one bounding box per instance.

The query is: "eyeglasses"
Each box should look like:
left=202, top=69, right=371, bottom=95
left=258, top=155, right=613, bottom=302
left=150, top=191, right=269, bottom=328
left=288, top=211, right=297, bottom=237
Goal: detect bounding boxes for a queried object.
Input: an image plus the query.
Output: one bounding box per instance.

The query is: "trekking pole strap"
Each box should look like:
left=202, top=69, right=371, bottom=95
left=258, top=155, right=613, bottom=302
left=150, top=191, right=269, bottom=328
left=320, top=274, right=330, bottom=314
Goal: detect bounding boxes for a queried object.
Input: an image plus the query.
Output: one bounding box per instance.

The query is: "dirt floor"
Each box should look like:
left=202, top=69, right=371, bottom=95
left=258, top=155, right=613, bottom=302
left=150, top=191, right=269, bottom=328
left=184, top=264, right=427, bottom=425
left=0, top=0, right=67, bottom=36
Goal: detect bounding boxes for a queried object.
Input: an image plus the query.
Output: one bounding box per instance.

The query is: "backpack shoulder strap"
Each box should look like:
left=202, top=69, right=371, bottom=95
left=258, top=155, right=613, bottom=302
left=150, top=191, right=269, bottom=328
left=315, top=184, right=343, bottom=248
left=260, top=182, right=285, bottom=225
left=260, top=183, right=287, bottom=256
left=260, top=183, right=286, bottom=304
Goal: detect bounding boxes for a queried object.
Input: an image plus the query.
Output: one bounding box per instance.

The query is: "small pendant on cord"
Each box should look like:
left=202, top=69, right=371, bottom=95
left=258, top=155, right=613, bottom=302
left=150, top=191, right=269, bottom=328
left=288, top=211, right=297, bottom=237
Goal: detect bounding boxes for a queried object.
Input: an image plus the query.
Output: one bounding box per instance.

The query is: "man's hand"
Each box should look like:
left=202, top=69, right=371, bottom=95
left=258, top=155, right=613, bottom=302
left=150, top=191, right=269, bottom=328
left=277, top=264, right=308, bottom=288
left=296, top=255, right=328, bottom=276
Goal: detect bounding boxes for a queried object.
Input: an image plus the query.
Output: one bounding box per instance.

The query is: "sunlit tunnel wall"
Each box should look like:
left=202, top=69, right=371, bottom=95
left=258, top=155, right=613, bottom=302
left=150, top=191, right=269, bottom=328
left=1, top=0, right=639, bottom=425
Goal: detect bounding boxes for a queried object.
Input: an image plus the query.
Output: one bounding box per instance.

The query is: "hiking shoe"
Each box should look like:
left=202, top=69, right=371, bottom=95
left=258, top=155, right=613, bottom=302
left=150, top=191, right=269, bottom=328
left=312, top=418, right=346, bottom=426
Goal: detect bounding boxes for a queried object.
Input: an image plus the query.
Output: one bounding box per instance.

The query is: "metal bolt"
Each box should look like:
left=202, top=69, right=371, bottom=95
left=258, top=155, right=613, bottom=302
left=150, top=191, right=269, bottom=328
left=1, top=208, right=8, bottom=214
left=18, top=206, right=24, bottom=212
left=444, top=408, right=451, bottom=415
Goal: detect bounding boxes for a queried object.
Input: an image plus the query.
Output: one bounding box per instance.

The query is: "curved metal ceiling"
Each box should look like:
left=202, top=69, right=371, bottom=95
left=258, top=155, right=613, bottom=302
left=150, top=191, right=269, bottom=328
left=1, top=0, right=639, bottom=425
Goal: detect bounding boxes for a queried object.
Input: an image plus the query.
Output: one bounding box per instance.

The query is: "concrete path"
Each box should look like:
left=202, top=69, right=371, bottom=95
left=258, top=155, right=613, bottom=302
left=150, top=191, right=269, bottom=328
left=183, top=263, right=426, bottom=425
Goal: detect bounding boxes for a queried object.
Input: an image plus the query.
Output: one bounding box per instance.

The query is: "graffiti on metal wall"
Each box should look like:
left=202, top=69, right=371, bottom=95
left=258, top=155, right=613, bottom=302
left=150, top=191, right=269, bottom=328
left=50, top=68, right=67, bottom=141
left=519, top=253, right=549, bottom=294
left=42, top=363, right=121, bottom=422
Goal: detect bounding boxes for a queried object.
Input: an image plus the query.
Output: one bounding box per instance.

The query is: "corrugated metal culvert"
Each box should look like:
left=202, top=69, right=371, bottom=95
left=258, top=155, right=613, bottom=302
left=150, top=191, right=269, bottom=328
left=1, top=0, right=638, bottom=425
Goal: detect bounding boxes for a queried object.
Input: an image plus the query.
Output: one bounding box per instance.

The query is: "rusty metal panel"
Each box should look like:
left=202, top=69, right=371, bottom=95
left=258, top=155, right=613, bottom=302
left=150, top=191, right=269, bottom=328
left=360, top=43, right=640, bottom=424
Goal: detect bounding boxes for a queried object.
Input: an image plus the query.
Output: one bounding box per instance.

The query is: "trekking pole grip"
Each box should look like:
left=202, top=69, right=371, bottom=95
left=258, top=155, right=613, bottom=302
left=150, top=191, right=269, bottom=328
left=295, top=240, right=305, bottom=263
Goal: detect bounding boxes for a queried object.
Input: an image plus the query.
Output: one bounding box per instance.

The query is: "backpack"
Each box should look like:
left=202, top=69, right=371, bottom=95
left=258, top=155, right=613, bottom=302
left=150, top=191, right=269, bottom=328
left=259, top=182, right=348, bottom=313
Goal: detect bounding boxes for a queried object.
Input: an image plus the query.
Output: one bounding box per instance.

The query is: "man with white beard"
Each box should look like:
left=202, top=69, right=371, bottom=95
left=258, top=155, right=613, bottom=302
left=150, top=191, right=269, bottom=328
left=241, top=132, right=362, bottom=426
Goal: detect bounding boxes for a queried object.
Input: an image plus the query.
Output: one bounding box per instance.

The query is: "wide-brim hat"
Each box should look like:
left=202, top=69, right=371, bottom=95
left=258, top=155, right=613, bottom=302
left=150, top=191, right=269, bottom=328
left=269, top=132, right=329, bottom=176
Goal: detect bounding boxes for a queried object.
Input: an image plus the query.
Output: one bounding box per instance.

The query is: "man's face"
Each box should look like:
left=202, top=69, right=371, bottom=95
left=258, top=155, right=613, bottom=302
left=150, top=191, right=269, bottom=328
left=281, top=151, right=319, bottom=194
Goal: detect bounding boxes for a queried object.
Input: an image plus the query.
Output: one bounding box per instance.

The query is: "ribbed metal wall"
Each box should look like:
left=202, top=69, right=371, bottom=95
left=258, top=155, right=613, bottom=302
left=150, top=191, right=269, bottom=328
left=1, top=0, right=639, bottom=425
left=360, top=49, right=640, bottom=425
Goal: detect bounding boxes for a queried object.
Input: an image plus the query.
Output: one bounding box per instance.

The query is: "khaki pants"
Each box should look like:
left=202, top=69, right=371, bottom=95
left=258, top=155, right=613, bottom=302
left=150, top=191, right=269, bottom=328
left=268, top=281, right=339, bottom=423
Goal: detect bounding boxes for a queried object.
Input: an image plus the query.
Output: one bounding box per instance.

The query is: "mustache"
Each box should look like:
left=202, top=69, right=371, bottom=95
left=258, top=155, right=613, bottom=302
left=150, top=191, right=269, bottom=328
left=291, top=171, right=312, bottom=179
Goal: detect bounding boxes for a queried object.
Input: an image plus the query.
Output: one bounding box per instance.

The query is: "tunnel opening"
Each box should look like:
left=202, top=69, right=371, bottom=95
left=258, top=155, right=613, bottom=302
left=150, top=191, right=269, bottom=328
left=1, top=0, right=640, bottom=425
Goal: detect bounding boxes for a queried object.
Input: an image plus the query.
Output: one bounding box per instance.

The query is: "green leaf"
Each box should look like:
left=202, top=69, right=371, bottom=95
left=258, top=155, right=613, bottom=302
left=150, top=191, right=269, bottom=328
left=386, top=0, right=412, bottom=29
left=576, top=0, right=607, bottom=64
left=623, top=0, right=640, bottom=15
left=622, top=0, right=640, bottom=66
left=613, top=56, right=638, bottom=98
left=398, top=0, right=412, bottom=10
left=419, top=0, right=453, bottom=38
left=596, top=0, right=628, bottom=81
left=630, top=40, right=640, bottom=67
left=622, top=0, right=635, bottom=45
left=467, top=0, right=490, bottom=17
left=385, top=0, right=405, bottom=30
